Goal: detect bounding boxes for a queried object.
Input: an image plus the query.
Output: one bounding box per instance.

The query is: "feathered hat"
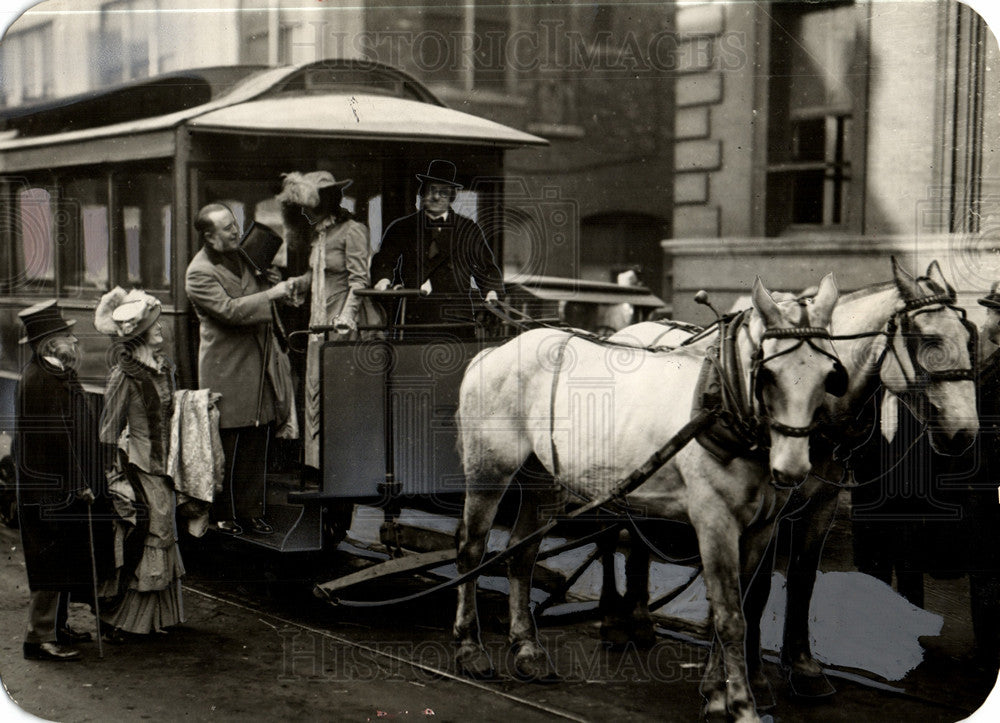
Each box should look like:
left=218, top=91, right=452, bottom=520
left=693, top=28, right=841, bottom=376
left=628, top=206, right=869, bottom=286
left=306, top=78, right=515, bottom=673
left=94, top=287, right=162, bottom=341
left=275, top=171, right=352, bottom=210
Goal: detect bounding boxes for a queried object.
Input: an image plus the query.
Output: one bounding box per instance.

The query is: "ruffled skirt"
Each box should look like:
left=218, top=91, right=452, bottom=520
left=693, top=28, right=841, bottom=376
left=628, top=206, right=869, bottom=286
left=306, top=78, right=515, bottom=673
left=102, top=470, right=185, bottom=634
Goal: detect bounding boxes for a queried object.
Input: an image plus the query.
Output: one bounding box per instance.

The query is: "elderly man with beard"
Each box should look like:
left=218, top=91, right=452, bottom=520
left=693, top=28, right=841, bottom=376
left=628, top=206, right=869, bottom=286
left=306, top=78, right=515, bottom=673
left=15, top=300, right=108, bottom=661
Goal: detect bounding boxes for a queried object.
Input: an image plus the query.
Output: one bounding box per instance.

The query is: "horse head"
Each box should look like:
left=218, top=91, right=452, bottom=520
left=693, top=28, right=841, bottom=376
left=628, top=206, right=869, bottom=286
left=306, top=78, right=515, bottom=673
left=748, top=273, right=842, bottom=487
left=883, top=258, right=978, bottom=455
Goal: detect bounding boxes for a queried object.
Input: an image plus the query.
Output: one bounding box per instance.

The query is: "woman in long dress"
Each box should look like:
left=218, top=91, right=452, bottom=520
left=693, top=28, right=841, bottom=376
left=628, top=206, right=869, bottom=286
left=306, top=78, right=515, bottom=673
left=278, top=171, right=373, bottom=473
left=95, top=288, right=185, bottom=638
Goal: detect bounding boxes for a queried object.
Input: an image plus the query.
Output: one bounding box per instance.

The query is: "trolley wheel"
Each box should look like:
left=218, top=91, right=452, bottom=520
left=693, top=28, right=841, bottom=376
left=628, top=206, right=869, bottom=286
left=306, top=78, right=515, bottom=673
left=0, top=456, right=18, bottom=529
left=322, top=501, right=354, bottom=550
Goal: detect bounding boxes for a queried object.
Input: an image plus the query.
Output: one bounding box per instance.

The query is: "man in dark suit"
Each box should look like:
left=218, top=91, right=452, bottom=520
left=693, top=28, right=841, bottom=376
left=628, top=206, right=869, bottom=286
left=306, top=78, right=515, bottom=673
left=370, top=160, right=503, bottom=332
left=15, top=301, right=105, bottom=661
left=185, top=203, right=295, bottom=536
left=968, top=282, right=1000, bottom=665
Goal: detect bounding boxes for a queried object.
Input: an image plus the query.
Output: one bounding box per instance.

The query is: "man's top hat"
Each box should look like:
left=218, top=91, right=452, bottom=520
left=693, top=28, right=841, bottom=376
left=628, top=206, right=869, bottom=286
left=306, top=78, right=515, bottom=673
left=978, top=281, right=1000, bottom=310
left=18, top=299, right=76, bottom=345
left=416, top=160, right=463, bottom=189
left=240, top=221, right=284, bottom=277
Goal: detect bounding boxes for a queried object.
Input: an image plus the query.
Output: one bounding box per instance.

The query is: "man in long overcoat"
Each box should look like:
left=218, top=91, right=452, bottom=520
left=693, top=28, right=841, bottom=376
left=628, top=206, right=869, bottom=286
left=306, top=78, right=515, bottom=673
left=370, top=160, right=503, bottom=333
left=15, top=300, right=107, bottom=661
left=185, top=203, right=295, bottom=536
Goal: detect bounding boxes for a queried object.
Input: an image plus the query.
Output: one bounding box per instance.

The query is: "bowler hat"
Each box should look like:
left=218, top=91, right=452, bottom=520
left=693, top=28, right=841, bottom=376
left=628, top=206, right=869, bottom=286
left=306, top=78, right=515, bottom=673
left=18, top=300, right=76, bottom=345
left=978, top=281, right=1000, bottom=309
left=416, top=160, right=463, bottom=189
left=240, top=221, right=284, bottom=277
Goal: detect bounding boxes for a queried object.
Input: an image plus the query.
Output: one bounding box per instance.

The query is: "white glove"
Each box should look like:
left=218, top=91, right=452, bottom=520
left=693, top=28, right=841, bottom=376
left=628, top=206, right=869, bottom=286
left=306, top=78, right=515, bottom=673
left=484, top=290, right=499, bottom=306
left=374, top=278, right=391, bottom=291
left=420, top=279, right=433, bottom=295
left=266, top=280, right=290, bottom=301
left=333, top=315, right=357, bottom=334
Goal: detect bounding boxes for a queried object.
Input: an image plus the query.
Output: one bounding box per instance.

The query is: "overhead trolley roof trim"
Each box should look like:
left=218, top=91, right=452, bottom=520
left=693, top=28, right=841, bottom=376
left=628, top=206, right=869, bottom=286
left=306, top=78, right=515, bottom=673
left=186, top=93, right=547, bottom=147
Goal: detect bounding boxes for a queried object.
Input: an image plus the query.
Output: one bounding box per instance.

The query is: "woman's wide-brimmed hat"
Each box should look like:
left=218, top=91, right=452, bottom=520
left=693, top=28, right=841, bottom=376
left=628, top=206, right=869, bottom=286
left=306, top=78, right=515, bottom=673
left=978, top=281, right=1000, bottom=310
left=416, top=160, right=463, bottom=189
left=276, top=171, right=353, bottom=210
left=18, top=299, right=76, bottom=345
left=94, top=287, right=162, bottom=341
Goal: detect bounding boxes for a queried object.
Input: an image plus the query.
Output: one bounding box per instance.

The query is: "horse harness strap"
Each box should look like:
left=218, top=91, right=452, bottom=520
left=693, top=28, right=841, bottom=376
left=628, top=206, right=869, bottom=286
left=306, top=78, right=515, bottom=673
left=325, top=407, right=720, bottom=608
left=548, top=334, right=574, bottom=481
left=692, top=311, right=764, bottom=464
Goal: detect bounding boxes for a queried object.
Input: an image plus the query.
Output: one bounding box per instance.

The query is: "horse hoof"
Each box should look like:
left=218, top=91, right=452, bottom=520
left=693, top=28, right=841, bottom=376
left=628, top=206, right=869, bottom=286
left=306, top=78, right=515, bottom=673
left=700, top=702, right=728, bottom=723
left=513, top=653, right=560, bottom=683
left=456, top=646, right=495, bottom=680
left=600, top=619, right=631, bottom=649
left=630, top=620, right=657, bottom=649
left=787, top=668, right=836, bottom=698
left=750, top=672, right=776, bottom=712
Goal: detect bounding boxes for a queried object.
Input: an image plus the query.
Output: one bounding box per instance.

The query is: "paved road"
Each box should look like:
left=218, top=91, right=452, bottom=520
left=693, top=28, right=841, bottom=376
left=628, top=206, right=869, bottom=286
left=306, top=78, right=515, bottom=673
left=0, top=524, right=995, bottom=722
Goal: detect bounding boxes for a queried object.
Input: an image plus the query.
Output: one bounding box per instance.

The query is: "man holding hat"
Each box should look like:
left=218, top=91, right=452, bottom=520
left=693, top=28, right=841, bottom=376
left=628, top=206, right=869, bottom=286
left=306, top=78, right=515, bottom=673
left=15, top=300, right=107, bottom=660
left=185, top=203, right=296, bottom=536
left=966, top=282, right=1000, bottom=663
left=370, top=160, right=503, bottom=333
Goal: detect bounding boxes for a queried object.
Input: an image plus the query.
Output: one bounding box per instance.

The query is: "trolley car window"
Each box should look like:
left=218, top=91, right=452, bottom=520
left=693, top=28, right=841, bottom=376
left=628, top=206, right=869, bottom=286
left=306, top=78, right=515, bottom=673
left=118, top=170, right=171, bottom=295
left=15, top=186, right=55, bottom=290
left=59, top=176, right=110, bottom=297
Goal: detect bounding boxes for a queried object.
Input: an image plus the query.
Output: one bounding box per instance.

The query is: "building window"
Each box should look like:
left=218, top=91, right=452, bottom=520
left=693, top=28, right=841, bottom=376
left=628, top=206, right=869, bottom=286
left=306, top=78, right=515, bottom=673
left=418, top=0, right=514, bottom=92
left=1, top=23, right=53, bottom=104
left=241, top=1, right=292, bottom=66
left=765, top=2, right=863, bottom=236
left=98, top=0, right=160, bottom=86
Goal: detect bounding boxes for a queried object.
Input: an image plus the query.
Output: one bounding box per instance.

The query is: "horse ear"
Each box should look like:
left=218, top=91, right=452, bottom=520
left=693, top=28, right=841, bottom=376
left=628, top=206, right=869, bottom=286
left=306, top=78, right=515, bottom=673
left=751, top=277, right=782, bottom=326
left=810, top=273, right=839, bottom=325
left=891, top=256, right=921, bottom=300
left=925, top=259, right=956, bottom=296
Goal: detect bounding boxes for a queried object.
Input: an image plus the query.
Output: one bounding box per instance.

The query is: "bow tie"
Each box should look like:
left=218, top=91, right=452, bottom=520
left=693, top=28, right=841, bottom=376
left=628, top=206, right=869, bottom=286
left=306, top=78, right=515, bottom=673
left=426, top=216, right=449, bottom=227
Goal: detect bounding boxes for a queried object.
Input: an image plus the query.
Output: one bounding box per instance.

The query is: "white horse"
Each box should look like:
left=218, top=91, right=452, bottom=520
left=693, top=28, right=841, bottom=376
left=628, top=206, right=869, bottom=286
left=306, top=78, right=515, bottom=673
left=600, top=260, right=978, bottom=710
left=740, top=259, right=978, bottom=701
left=453, top=275, right=840, bottom=723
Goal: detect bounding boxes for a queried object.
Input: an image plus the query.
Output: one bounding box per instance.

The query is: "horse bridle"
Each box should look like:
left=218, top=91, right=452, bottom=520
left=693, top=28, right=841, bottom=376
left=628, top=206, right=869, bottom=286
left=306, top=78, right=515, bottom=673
left=884, top=291, right=978, bottom=388
left=750, top=324, right=847, bottom=439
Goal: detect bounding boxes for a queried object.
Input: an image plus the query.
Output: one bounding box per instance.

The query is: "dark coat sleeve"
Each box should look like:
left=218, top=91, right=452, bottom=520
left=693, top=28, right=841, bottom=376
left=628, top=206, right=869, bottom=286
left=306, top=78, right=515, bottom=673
left=456, top=215, right=504, bottom=295
left=370, top=214, right=413, bottom=286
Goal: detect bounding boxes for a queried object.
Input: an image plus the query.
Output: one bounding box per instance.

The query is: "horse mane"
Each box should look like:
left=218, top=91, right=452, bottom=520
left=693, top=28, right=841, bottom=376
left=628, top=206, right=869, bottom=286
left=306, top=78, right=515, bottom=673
left=837, top=280, right=896, bottom=304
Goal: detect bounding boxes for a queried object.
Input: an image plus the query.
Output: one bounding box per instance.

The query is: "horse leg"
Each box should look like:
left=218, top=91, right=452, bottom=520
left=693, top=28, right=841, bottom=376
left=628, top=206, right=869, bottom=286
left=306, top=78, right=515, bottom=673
left=781, top=494, right=838, bottom=697
left=506, top=482, right=559, bottom=681
left=694, top=507, right=759, bottom=723
left=624, top=532, right=655, bottom=648
left=740, top=519, right=780, bottom=712
left=598, top=524, right=631, bottom=647
left=454, top=484, right=506, bottom=679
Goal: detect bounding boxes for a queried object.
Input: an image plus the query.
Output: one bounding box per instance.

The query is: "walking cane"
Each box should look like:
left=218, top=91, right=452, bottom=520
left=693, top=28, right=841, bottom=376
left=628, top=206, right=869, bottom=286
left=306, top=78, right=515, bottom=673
left=86, top=499, right=104, bottom=658
left=254, top=323, right=273, bottom=427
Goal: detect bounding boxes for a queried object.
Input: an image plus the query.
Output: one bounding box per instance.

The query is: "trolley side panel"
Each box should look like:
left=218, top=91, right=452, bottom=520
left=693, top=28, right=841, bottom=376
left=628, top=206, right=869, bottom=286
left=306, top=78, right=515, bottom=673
left=391, top=339, right=481, bottom=498
left=321, top=340, right=387, bottom=498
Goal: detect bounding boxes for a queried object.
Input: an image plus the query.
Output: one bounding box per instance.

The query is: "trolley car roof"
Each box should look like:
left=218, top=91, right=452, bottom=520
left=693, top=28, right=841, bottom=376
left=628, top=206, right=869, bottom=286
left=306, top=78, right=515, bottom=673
left=186, top=94, right=544, bottom=146
left=0, top=60, right=545, bottom=168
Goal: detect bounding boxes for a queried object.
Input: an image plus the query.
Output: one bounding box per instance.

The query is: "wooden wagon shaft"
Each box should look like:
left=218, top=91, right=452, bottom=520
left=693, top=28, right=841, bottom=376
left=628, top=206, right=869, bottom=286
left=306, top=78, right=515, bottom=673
left=317, top=406, right=719, bottom=606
